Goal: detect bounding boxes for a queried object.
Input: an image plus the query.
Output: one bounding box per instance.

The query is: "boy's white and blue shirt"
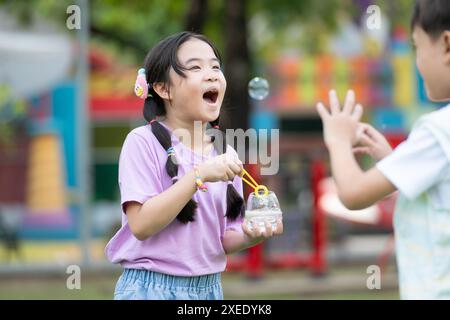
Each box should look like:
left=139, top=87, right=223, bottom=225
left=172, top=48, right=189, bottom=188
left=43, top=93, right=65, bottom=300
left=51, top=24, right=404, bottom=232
left=377, top=104, right=450, bottom=299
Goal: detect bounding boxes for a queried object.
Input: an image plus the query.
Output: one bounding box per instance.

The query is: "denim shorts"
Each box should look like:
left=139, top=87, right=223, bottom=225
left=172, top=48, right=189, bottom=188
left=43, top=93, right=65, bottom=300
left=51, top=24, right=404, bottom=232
left=114, top=269, right=223, bottom=300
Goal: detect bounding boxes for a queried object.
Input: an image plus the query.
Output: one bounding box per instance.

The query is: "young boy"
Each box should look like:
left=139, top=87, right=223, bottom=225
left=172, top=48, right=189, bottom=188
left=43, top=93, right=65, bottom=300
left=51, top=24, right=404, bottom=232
left=316, top=0, right=450, bottom=299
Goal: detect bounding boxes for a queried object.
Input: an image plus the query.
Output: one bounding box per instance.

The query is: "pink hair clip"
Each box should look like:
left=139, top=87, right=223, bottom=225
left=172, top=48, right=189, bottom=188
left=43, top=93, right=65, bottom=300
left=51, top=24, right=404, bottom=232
left=134, top=68, right=148, bottom=99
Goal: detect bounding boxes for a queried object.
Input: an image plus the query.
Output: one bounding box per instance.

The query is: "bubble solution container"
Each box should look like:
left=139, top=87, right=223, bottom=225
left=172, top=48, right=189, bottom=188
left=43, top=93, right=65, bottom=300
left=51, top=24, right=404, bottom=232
left=245, top=191, right=282, bottom=233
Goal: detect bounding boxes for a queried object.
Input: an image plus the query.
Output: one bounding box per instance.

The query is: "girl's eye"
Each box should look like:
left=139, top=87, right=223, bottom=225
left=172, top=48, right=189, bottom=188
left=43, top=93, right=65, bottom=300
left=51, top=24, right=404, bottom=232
left=189, top=66, right=201, bottom=70
left=213, top=65, right=221, bottom=70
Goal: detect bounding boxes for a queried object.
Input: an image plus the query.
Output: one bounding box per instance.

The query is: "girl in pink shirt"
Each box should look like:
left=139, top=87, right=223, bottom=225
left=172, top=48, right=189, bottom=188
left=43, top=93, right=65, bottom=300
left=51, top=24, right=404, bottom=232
left=105, top=31, right=283, bottom=300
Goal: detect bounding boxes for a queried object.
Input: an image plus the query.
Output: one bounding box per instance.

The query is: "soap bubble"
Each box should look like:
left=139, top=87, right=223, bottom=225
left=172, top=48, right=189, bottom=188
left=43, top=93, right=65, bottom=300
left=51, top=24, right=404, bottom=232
left=248, top=77, right=269, bottom=100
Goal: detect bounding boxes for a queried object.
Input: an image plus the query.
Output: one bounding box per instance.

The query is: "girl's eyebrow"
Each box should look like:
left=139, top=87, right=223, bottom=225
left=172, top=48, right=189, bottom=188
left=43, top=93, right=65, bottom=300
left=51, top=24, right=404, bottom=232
left=184, top=57, right=220, bottom=64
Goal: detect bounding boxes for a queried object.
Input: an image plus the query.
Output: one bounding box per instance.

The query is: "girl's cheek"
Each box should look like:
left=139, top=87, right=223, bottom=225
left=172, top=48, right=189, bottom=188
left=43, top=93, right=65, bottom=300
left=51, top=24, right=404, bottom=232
left=221, top=75, right=227, bottom=89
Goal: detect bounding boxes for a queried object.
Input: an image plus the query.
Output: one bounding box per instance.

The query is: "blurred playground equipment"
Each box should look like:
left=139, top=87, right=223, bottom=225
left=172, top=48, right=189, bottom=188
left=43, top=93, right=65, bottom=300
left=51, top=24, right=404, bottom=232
left=0, top=4, right=88, bottom=264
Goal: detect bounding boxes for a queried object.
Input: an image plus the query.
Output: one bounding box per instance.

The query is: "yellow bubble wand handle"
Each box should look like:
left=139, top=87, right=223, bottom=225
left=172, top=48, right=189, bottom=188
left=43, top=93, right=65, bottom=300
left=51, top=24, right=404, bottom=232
left=240, top=168, right=269, bottom=198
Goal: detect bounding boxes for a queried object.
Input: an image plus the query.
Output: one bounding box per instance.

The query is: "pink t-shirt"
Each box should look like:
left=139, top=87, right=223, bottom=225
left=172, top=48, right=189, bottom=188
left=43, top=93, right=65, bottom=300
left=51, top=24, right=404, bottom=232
left=105, top=124, right=244, bottom=276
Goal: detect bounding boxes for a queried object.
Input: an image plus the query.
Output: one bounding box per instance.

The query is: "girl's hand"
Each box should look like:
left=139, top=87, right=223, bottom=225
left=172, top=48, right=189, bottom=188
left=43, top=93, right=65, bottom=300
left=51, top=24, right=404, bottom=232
left=316, top=90, right=364, bottom=148
left=197, top=154, right=243, bottom=183
left=353, top=123, right=393, bottom=161
left=242, top=218, right=283, bottom=241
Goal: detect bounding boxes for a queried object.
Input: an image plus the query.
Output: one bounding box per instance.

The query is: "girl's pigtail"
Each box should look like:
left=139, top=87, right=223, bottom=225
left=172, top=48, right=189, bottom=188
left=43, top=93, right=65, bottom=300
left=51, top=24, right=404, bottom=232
left=209, top=119, right=245, bottom=221
left=145, top=97, right=197, bottom=223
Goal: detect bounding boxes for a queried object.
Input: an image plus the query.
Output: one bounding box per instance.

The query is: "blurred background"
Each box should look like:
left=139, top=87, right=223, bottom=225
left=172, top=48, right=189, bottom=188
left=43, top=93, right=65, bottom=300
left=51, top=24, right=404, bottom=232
left=0, top=0, right=444, bottom=299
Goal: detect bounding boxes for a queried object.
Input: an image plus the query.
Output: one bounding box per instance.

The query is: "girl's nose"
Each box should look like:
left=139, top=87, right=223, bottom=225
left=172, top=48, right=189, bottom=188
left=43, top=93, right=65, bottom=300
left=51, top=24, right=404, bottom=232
left=205, top=72, right=218, bottom=82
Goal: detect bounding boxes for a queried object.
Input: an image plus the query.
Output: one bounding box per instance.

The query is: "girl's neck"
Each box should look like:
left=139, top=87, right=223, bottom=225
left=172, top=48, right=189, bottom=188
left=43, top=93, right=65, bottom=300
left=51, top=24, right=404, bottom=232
left=161, top=116, right=211, bottom=151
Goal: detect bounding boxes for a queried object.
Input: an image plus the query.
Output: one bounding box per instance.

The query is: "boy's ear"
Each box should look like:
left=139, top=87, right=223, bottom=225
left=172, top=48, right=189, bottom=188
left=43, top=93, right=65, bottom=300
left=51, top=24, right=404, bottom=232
left=444, top=31, right=450, bottom=65
left=152, top=82, right=170, bottom=100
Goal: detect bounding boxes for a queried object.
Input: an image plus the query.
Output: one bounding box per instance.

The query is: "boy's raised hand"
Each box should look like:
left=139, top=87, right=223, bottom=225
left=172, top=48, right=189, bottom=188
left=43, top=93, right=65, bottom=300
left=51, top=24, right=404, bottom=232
left=353, top=123, right=393, bottom=161
left=316, top=89, right=363, bottom=148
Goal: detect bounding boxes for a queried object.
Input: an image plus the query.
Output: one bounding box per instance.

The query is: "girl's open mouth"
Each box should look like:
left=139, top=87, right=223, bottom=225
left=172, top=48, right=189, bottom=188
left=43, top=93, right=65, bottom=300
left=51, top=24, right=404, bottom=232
left=203, top=89, right=219, bottom=104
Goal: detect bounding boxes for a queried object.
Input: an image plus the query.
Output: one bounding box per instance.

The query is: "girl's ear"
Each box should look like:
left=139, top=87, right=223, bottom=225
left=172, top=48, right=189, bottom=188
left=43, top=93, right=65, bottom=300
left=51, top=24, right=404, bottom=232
left=153, top=82, right=170, bottom=100
left=443, top=31, right=450, bottom=65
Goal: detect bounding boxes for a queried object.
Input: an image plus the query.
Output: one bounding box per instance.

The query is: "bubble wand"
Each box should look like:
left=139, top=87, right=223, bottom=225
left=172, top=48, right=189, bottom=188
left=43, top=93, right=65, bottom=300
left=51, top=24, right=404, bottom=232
left=240, top=168, right=269, bottom=198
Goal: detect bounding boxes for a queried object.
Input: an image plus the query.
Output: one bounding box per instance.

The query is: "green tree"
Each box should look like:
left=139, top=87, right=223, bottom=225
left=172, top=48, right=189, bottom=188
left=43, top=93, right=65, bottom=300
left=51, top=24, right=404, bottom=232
left=2, top=0, right=415, bottom=131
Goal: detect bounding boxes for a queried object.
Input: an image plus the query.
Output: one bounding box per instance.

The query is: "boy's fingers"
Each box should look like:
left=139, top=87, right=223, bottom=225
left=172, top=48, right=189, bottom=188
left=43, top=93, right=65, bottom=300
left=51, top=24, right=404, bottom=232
left=364, top=123, right=386, bottom=142
left=329, top=90, right=340, bottom=114
left=358, top=122, right=371, bottom=135
left=359, top=122, right=369, bottom=129
left=356, top=123, right=365, bottom=140
left=353, top=147, right=371, bottom=155
left=352, top=103, right=363, bottom=121
left=343, top=90, right=355, bottom=114
left=359, top=123, right=383, bottom=142
left=359, top=133, right=377, bottom=148
left=316, top=102, right=329, bottom=120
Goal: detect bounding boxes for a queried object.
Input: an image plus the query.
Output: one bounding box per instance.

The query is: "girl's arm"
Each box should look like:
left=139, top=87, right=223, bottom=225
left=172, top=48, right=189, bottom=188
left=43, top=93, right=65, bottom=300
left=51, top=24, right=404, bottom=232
left=127, top=154, right=243, bottom=241
left=222, top=231, right=263, bottom=254
left=125, top=170, right=198, bottom=240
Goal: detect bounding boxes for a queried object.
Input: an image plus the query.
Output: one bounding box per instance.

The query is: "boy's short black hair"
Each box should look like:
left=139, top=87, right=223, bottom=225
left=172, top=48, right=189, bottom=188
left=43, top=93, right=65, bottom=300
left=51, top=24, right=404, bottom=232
left=411, top=0, right=450, bottom=38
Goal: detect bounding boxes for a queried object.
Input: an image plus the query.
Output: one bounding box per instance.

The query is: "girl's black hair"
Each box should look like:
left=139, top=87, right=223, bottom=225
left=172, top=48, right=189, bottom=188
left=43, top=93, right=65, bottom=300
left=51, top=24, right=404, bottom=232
left=142, top=31, right=244, bottom=223
left=411, top=0, right=450, bottom=39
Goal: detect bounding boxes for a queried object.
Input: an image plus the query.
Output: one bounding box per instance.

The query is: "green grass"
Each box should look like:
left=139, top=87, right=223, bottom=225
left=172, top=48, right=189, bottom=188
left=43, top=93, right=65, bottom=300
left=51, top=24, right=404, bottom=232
left=0, top=273, right=399, bottom=300
left=0, top=275, right=117, bottom=300
left=0, top=241, right=399, bottom=300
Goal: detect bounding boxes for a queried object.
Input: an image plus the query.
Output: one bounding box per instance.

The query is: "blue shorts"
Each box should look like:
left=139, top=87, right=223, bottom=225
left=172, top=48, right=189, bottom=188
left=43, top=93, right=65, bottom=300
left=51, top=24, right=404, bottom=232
left=114, top=269, right=223, bottom=300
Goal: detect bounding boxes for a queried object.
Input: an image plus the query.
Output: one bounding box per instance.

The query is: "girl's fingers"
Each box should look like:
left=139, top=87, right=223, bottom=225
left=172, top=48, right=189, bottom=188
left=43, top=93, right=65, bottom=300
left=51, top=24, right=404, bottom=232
left=263, top=221, right=273, bottom=238
left=275, top=219, right=283, bottom=235
left=237, top=160, right=244, bottom=172
left=343, top=90, right=355, bottom=114
left=220, top=154, right=229, bottom=165
left=252, top=222, right=262, bottom=237
left=243, top=220, right=283, bottom=238
left=329, top=90, right=340, bottom=114
left=225, top=168, right=235, bottom=181
left=234, top=158, right=243, bottom=169
left=242, top=221, right=252, bottom=236
left=228, top=162, right=242, bottom=176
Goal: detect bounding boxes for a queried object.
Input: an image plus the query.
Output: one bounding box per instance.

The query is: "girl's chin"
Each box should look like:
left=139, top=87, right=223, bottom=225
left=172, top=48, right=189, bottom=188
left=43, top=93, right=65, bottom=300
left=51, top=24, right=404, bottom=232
left=202, top=116, right=220, bottom=123
left=203, top=109, right=221, bottom=121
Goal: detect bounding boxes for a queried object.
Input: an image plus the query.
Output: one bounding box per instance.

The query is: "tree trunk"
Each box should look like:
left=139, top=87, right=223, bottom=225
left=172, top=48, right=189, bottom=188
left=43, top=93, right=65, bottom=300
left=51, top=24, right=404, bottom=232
left=185, top=0, right=208, bottom=33
left=224, top=0, right=250, bottom=131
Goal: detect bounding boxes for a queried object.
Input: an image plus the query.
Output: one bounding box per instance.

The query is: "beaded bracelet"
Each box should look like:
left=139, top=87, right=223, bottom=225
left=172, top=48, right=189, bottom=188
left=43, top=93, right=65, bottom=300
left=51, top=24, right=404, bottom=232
left=194, top=166, right=208, bottom=192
